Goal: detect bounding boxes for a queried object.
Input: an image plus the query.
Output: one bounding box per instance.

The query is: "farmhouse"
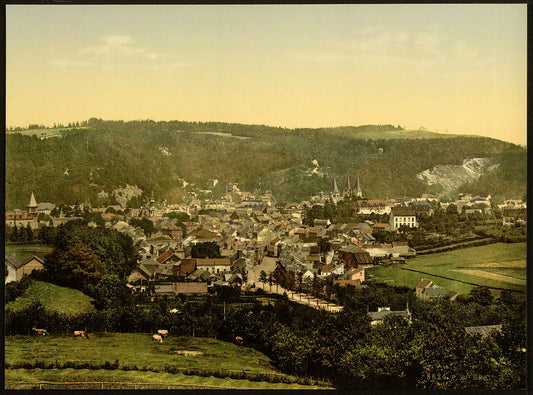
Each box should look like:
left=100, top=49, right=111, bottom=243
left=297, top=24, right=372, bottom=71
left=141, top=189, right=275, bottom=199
left=22, top=255, right=45, bottom=276
left=416, top=278, right=458, bottom=301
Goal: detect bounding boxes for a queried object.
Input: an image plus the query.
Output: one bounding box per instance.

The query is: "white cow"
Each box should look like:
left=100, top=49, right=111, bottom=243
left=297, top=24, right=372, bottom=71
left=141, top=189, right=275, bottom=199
left=157, top=329, right=169, bottom=337
left=152, top=334, right=163, bottom=344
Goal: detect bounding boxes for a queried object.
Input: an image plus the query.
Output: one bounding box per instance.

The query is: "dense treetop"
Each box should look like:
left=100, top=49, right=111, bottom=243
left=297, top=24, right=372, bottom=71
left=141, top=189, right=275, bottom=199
left=5, top=119, right=525, bottom=209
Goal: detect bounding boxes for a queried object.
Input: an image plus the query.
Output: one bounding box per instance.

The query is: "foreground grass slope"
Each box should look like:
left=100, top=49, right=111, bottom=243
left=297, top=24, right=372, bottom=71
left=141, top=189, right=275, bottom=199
left=6, top=333, right=276, bottom=373
left=6, top=368, right=325, bottom=390
left=366, top=242, right=526, bottom=295
left=5, top=333, right=328, bottom=389
left=6, top=281, right=95, bottom=315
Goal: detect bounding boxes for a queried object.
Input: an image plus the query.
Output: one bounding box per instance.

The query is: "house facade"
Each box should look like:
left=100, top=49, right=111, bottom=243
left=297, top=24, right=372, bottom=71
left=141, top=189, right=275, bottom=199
left=389, top=207, right=418, bottom=229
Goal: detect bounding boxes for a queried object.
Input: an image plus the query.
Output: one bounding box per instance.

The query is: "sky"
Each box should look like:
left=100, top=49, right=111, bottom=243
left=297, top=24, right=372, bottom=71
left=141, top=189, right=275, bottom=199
left=6, top=4, right=527, bottom=145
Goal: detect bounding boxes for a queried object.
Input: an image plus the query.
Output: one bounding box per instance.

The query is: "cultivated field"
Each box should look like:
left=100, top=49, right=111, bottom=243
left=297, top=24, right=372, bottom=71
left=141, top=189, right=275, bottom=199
left=5, top=333, right=328, bottom=389
left=366, top=242, right=526, bottom=295
left=6, top=281, right=95, bottom=315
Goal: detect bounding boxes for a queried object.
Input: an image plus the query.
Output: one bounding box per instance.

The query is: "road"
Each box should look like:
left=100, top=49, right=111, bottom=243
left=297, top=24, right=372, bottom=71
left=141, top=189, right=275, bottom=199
left=245, top=256, right=343, bottom=313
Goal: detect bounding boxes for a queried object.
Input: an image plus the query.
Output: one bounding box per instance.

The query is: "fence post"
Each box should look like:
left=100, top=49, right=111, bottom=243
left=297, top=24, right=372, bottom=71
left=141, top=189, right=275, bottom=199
left=39, top=384, right=42, bottom=390
left=101, top=382, right=104, bottom=390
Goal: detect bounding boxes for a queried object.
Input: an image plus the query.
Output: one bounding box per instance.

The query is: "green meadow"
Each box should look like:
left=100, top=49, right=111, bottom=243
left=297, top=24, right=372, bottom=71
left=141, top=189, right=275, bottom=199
left=5, top=334, right=329, bottom=389
left=6, top=281, right=95, bottom=315
left=5, top=244, right=54, bottom=262
left=366, top=242, right=526, bottom=295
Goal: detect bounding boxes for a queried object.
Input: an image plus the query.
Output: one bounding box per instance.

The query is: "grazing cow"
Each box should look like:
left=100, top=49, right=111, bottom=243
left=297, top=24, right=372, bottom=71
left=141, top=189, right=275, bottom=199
left=235, top=336, right=243, bottom=346
left=32, top=327, right=49, bottom=336
left=157, top=329, right=169, bottom=337
left=152, top=334, right=163, bottom=344
left=73, top=330, right=89, bottom=340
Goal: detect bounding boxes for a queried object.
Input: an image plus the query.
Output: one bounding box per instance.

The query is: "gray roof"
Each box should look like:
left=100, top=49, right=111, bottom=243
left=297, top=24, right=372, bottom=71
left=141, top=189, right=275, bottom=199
left=464, top=325, right=502, bottom=336
left=368, top=309, right=410, bottom=322
left=5, top=254, right=24, bottom=269
left=154, top=284, right=174, bottom=293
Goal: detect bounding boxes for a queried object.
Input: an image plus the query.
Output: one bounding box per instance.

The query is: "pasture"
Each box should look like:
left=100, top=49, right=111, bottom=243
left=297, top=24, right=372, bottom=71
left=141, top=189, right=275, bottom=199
left=5, top=244, right=53, bottom=262
left=5, top=333, right=328, bottom=389
left=5, top=368, right=324, bottom=390
left=6, top=281, right=95, bottom=315
left=366, top=243, right=526, bottom=295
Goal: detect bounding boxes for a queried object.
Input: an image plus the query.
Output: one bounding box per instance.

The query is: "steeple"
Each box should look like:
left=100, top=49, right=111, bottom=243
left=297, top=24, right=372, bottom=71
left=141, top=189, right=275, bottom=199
left=354, top=175, right=362, bottom=198
left=330, top=179, right=340, bottom=198
left=343, top=175, right=352, bottom=197
left=27, top=192, right=38, bottom=214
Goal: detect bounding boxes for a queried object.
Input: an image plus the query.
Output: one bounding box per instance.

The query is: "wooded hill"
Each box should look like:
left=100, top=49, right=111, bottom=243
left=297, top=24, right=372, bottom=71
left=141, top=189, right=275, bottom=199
left=5, top=119, right=526, bottom=209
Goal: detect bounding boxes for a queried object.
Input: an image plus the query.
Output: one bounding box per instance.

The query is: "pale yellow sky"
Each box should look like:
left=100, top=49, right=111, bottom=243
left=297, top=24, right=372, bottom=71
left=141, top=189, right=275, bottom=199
left=6, top=4, right=527, bottom=145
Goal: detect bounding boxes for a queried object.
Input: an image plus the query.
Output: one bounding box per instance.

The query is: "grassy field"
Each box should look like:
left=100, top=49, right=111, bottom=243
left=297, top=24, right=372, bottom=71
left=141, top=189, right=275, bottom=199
left=5, top=368, right=324, bottom=390
left=5, top=243, right=53, bottom=262
left=5, top=334, right=328, bottom=389
left=366, top=243, right=526, bottom=295
left=6, top=127, right=89, bottom=139
left=6, top=281, right=95, bottom=315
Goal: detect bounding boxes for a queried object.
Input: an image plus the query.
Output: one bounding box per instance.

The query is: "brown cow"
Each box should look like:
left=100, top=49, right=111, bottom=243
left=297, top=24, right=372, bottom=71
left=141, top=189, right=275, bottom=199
left=235, top=336, right=243, bottom=346
left=157, top=329, right=169, bottom=337
left=152, top=334, right=163, bottom=344
left=73, top=330, right=89, bottom=339
left=32, top=327, right=48, bottom=336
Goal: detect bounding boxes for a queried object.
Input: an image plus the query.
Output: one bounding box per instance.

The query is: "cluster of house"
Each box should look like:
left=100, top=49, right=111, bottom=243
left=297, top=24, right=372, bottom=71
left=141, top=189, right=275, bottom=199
left=118, top=183, right=427, bottom=296
left=440, top=193, right=493, bottom=214
left=5, top=185, right=526, bottom=296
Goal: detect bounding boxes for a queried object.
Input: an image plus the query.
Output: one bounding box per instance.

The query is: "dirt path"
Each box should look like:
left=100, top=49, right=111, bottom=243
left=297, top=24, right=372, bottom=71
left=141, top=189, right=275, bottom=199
left=455, top=269, right=526, bottom=285
left=257, top=282, right=343, bottom=313
left=469, top=260, right=525, bottom=268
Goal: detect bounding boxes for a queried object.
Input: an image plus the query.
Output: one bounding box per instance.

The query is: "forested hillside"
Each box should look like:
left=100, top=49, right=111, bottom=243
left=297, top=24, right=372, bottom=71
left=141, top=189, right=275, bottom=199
left=5, top=119, right=526, bottom=209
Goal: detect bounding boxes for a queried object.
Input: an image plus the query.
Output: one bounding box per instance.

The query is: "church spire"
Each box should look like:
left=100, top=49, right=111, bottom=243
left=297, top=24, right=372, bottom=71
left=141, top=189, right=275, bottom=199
left=27, top=192, right=38, bottom=214
left=343, top=175, right=352, bottom=197
left=354, top=175, right=362, bottom=198
left=330, top=179, right=339, bottom=198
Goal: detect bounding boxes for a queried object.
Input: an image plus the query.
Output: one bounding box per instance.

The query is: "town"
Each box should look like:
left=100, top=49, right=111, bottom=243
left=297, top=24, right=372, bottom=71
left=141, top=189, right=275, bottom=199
left=6, top=177, right=526, bottom=313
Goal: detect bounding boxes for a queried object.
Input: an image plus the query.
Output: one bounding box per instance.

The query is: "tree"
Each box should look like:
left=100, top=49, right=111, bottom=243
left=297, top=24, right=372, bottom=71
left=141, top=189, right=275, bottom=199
left=259, top=270, right=268, bottom=289
left=44, top=243, right=102, bottom=291
left=129, top=217, right=155, bottom=237
left=191, top=242, right=221, bottom=259
left=446, top=204, right=458, bottom=215
left=318, top=238, right=331, bottom=254
left=90, top=274, right=131, bottom=310
left=10, top=225, right=19, bottom=242
left=469, top=286, right=494, bottom=307
left=25, top=224, right=33, bottom=242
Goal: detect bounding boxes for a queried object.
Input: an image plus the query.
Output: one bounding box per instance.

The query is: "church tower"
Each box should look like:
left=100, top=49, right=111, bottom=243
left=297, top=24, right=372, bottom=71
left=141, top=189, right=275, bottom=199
left=27, top=192, right=38, bottom=215
left=354, top=175, right=363, bottom=198
left=343, top=175, right=352, bottom=198
left=330, top=179, right=340, bottom=199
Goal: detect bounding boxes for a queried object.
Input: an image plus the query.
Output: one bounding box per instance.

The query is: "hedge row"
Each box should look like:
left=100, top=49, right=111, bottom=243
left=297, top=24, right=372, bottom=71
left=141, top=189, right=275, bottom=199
left=417, top=238, right=497, bottom=255
left=5, top=360, right=327, bottom=387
